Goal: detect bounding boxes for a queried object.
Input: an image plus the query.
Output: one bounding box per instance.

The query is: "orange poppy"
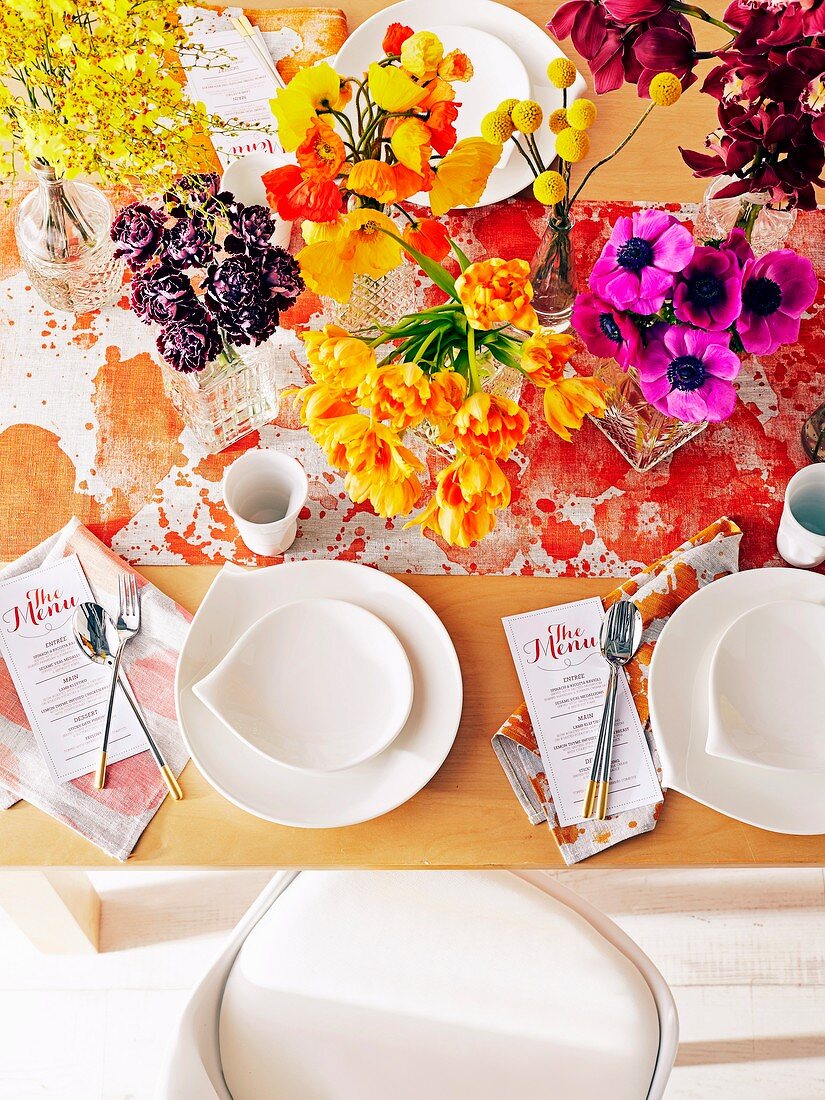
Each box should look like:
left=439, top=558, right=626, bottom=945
left=296, top=118, right=346, bottom=180
left=262, top=164, right=342, bottom=222
left=402, top=218, right=451, bottom=262
left=426, top=100, right=460, bottom=156
left=383, top=22, right=414, bottom=56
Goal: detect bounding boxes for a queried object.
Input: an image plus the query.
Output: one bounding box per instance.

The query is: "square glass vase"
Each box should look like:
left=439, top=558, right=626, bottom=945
left=589, top=361, right=707, bottom=473
left=161, top=337, right=287, bottom=455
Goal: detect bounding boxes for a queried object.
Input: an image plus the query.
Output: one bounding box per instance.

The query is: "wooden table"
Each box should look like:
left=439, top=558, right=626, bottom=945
left=3, top=1, right=814, bottom=952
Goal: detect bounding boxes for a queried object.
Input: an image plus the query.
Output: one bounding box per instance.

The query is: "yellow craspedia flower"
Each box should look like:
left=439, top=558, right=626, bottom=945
left=547, top=57, right=577, bottom=89
left=533, top=170, right=566, bottom=206
left=400, top=30, right=443, bottom=80
left=497, top=98, right=519, bottom=117
left=567, top=98, right=597, bottom=131
left=481, top=110, right=514, bottom=144
left=649, top=72, right=683, bottom=107
left=555, top=126, right=590, bottom=163
left=511, top=100, right=543, bottom=134
left=548, top=107, right=568, bottom=134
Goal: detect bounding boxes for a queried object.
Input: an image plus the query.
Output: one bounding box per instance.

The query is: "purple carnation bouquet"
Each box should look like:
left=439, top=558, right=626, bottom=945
left=111, top=174, right=304, bottom=375
left=573, top=208, right=817, bottom=422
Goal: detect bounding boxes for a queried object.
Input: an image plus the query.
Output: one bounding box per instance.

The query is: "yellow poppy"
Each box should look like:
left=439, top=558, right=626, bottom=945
left=296, top=237, right=357, bottom=302
left=271, top=62, right=347, bottom=151
left=348, top=159, right=400, bottom=204
left=345, top=207, right=404, bottom=279
left=297, top=208, right=402, bottom=302
left=429, top=138, right=501, bottom=216
left=400, top=30, right=443, bottom=80
left=368, top=61, right=429, bottom=112
left=438, top=49, right=473, bottom=82
left=389, top=117, right=432, bottom=173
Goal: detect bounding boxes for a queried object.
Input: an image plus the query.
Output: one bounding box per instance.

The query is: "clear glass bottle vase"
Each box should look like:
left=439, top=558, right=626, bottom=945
left=694, top=175, right=797, bottom=256
left=14, top=159, right=124, bottom=313
left=160, top=336, right=286, bottom=454
left=530, top=213, right=577, bottom=332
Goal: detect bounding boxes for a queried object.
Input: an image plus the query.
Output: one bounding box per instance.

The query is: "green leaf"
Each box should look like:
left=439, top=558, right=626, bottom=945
left=449, top=238, right=472, bottom=273
left=377, top=227, right=459, bottom=299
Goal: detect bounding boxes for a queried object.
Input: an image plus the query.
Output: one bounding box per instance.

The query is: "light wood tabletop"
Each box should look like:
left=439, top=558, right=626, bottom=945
left=2, top=567, right=825, bottom=872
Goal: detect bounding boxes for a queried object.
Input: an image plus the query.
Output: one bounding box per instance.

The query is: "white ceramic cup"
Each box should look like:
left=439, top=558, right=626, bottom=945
left=776, top=465, right=825, bottom=568
left=223, top=449, right=308, bottom=557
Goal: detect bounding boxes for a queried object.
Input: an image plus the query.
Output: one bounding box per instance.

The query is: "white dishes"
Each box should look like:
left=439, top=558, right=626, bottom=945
left=649, top=568, right=825, bottom=835
left=333, top=0, right=585, bottom=207
left=176, top=561, right=463, bottom=827
left=707, top=600, right=825, bottom=773
left=193, top=598, right=414, bottom=773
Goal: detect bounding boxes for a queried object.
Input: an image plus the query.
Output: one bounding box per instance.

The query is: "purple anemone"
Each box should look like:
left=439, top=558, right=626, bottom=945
left=672, top=244, right=743, bottom=330
left=590, top=209, right=695, bottom=313
left=737, top=249, right=818, bottom=354
left=571, top=291, right=641, bottom=368
left=637, top=324, right=741, bottom=422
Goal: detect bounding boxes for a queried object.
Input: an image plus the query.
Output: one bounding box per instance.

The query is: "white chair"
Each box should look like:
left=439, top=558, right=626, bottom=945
left=156, top=871, right=678, bottom=1100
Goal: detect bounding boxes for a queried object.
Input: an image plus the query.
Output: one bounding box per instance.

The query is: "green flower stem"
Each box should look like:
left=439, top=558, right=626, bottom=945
left=467, top=327, right=481, bottom=394
left=510, top=135, right=542, bottom=176
left=527, top=131, right=547, bottom=174
left=672, top=1, right=734, bottom=33
left=570, top=102, right=655, bottom=206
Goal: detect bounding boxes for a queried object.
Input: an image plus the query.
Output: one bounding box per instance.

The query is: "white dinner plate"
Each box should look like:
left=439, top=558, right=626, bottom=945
left=649, top=568, right=825, bottom=834
left=193, top=598, right=414, bottom=773
left=175, top=561, right=463, bottom=827
left=333, top=0, right=585, bottom=207
left=707, top=599, right=825, bottom=773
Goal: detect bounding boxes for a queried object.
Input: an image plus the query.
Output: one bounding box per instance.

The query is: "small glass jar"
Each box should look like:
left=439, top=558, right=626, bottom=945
left=160, top=336, right=288, bottom=454
left=14, top=159, right=124, bottom=313
left=589, top=360, right=707, bottom=472
left=529, top=213, right=577, bottom=333
left=802, top=402, right=825, bottom=463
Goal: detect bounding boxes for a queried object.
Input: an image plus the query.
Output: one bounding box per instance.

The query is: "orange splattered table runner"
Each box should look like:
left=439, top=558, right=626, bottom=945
left=1, top=194, right=822, bottom=573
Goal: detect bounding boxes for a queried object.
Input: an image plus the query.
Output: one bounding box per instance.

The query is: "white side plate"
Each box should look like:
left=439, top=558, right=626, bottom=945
left=194, top=598, right=413, bottom=773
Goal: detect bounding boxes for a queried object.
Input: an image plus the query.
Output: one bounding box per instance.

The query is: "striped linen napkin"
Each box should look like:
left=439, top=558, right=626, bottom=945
left=0, top=519, right=190, bottom=860
left=492, top=517, right=743, bottom=865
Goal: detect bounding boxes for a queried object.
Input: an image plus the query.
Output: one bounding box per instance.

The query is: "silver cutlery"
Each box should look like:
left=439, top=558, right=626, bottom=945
left=73, top=575, right=182, bottom=799
left=583, top=599, right=644, bottom=820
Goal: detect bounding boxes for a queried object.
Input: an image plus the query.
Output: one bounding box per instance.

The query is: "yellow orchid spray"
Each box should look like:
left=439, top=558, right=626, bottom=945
left=0, top=0, right=231, bottom=192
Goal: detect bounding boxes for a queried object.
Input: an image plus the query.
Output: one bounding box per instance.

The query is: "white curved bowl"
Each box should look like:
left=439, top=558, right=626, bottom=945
left=193, top=598, right=413, bottom=773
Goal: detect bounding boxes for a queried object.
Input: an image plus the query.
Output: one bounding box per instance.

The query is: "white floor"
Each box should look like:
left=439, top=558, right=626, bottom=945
left=0, top=869, right=824, bottom=1099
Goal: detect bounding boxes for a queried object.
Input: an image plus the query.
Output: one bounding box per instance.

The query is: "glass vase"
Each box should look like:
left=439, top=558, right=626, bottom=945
left=324, top=263, right=416, bottom=334
left=802, top=403, right=825, bottom=463
left=161, top=337, right=287, bottom=454
left=529, top=213, right=577, bottom=332
left=14, top=159, right=124, bottom=313
left=694, top=175, right=797, bottom=257
left=589, top=360, right=707, bottom=472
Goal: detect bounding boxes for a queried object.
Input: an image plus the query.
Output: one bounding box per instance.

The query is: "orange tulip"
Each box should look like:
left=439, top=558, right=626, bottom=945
left=455, top=257, right=539, bottom=332
left=452, top=391, right=530, bottom=459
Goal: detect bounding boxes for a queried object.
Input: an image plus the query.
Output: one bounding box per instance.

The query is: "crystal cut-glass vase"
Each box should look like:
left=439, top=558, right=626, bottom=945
left=14, top=159, right=124, bottom=313
left=324, top=264, right=416, bottom=334
left=589, top=360, right=707, bottom=472
left=161, top=337, right=286, bottom=454
left=694, top=175, right=797, bottom=256
left=530, top=214, right=577, bottom=332
left=802, top=402, right=825, bottom=463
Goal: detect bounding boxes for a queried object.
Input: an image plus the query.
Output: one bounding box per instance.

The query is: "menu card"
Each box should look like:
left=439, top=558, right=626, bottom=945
left=179, top=6, right=294, bottom=168
left=0, top=556, right=146, bottom=784
left=503, top=597, right=661, bottom=827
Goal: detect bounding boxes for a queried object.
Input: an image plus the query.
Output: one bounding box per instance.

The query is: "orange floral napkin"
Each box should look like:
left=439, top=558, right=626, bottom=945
left=492, top=517, right=743, bottom=864
left=0, top=519, right=191, bottom=860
